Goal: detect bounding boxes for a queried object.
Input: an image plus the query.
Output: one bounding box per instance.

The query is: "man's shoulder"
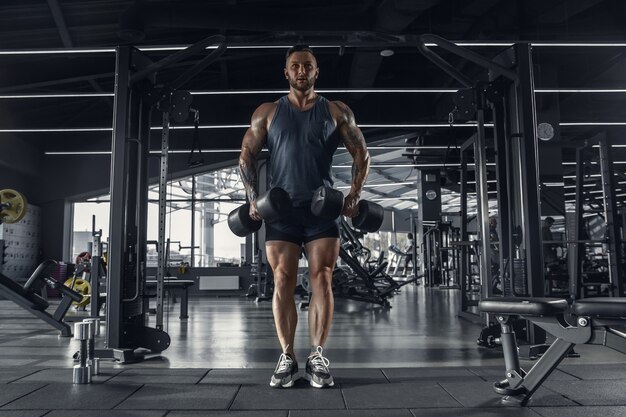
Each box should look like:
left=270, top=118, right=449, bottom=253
left=327, top=99, right=347, bottom=110
left=327, top=100, right=352, bottom=122
left=256, top=101, right=279, bottom=112
left=252, top=101, right=279, bottom=120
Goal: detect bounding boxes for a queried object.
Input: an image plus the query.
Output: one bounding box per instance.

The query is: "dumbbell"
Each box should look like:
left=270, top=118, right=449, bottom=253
left=228, top=187, right=292, bottom=237
left=311, top=185, right=385, bottom=232
left=73, top=322, right=92, bottom=384
left=82, top=318, right=100, bottom=376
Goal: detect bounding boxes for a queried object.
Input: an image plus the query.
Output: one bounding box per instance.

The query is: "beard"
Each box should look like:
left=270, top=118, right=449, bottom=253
left=288, top=75, right=315, bottom=91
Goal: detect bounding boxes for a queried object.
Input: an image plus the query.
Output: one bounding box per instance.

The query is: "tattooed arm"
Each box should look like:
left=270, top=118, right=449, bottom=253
left=333, top=101, right=370, bottom=217
left=239, top=103, right=274, bottom=220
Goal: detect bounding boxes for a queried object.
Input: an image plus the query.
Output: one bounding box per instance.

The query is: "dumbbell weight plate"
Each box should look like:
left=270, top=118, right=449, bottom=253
left=311, top=186, right=344, bottom=219
left=228, top=203, right=262, bottom=237
left=351, top=200, right=384, bottom=232
left=256, top=187, right=291, bottom=223
left=0, top=189, right=28, bottom=224
left=64, top=278, right=92, bottom=308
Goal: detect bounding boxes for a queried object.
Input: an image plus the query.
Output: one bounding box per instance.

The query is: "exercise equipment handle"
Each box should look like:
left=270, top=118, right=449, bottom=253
left=417, top=34, right=518, bottom=87
left=43, top=277, right=83, bottom=303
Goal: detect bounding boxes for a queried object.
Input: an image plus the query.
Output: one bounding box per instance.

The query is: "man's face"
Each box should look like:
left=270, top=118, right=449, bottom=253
left=284, top=51, right=319, bottom=91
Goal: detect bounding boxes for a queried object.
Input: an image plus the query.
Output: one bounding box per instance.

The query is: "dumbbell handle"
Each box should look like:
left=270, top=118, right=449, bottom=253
left=228, top=188, right=291, bottom=237
left=79, top=340, right=88, bottom=367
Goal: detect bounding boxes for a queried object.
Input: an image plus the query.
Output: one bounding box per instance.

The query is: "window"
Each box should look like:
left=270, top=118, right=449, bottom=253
left=71, top=202, right=110, bottom=262
left=71, top=166, right=246, bottom=267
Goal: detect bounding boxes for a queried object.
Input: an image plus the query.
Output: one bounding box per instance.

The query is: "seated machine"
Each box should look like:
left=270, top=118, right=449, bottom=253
left=479, top=296, right=626, bottom=405
left=0, top=260, right=82, bottom=336
left=386, top=245, right=410, bottom=276
left=333, top=218, right=417, bottom=307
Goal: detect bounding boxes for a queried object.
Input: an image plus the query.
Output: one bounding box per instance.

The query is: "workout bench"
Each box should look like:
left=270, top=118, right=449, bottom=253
left=0, top=260, right=82, bottom=336
left=479, top=296, right=626, bottom=406
left=145, top=279, right=194, bottom=319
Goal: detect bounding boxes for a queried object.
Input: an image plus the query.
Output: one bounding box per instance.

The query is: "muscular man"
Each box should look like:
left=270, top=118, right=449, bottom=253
left=239, top=45, right=370, bottom=388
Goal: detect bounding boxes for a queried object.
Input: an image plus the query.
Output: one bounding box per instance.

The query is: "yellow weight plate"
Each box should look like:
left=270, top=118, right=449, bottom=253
left=0, top=189, right=28, bottom=224
left=64, top=278, right=92, bottom=308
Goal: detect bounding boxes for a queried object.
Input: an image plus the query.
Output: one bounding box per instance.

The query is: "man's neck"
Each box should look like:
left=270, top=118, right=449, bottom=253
left=288, top=89, right=317, bottom=109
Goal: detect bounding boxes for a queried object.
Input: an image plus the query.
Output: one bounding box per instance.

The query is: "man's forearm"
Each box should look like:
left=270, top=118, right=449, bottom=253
left=239, top=152, right=258, bottom=202
left=350, top=151, right=370, bottom=197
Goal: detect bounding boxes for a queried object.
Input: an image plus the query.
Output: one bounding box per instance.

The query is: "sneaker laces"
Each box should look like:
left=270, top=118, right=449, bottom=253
left=308, top=346, right=330, bottom=371
left=275, top=346, right=294, bottom=373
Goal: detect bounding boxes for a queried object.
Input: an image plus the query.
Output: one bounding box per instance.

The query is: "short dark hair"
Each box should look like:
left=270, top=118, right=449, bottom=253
left=545, top=216, right=555, bottom=225
left=286, top=45, right=315, bottom=61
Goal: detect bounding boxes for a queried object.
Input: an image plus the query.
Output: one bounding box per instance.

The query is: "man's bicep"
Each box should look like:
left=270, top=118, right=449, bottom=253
left=340, top=123, right=368, bottom=157
left=334, top=102, right=367, bottom=156
left=241, top=127, right=266, bottom=159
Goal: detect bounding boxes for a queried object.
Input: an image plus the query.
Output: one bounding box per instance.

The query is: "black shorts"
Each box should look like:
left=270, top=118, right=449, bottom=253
left=265, top=205, right=340, bottom=246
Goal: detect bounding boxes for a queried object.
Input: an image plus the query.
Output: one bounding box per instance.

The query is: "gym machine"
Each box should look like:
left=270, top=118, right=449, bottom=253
left=568, top=133, right=625, bottom=299
left=0, top=259, right=82, bottom=337
left=100, top=35, right=226, bottom=363
left=333, top=218, right=417, bottom=308
left=418, top=35, right=548, bottom=356
left=421, top=221, right=460, bottom=289
left=1, top=190, right=83, bottom=336
left=480, top=296, right=626, bottom=406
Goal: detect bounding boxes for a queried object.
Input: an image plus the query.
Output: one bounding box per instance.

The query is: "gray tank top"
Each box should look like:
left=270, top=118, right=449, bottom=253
left=267, top=95, right=339, bottom=206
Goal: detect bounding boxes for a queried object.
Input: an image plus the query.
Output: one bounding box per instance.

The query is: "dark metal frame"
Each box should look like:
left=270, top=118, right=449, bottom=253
left=103, top=36, right=226, bottom=362
left=570, top=133, right=624, bottom=298
left=417, top=36, right=547, bottom=349
left=0, top=261, right=82, bottom=337
left=480, top=297, right=626, bottom=406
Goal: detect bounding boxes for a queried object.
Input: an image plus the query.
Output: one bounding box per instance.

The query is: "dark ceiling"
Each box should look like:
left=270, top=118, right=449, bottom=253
left=1, top=0, right=626, bottom=209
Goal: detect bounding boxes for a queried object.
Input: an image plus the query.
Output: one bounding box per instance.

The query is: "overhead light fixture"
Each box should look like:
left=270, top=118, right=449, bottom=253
left=10, top=122, right=626, bottom=134
left=6, top=89, right=626, bottom=99
left=564, top=174, right=602, bottom=178
left=5, top=41, right=626, bottom=56
left=44, top=149, right=247, bottom=155
left=561, top=122, right=626, bottom=126
left=563, top=183, right=597, bottom=189
left=0, top=127, right=112, bottom=133
left=0, top=93, right=114, bottom=99
left=380, top=49, right=394, bottom=57
left=535, top=89, right=626, bottom=93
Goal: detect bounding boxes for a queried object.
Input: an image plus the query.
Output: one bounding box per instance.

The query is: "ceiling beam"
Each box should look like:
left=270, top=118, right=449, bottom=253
left=47, top=0, right=112, bottom=109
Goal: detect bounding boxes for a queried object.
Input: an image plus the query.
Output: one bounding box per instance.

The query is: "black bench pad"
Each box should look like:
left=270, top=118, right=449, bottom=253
left=571, top=297, right=626, bottom=318
left=479, top=297, right=569, bottom=316
left=0, top=272, right=49, bottom=310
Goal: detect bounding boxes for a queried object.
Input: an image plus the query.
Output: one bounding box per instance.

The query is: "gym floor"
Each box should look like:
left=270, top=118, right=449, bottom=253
left=0, top=285, right=625, bottom=416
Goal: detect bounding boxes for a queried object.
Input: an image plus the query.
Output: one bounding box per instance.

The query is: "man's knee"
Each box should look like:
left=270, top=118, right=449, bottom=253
left=309, top=268, right=333, bottom=292
left=274, top=269, right=296, bottom=292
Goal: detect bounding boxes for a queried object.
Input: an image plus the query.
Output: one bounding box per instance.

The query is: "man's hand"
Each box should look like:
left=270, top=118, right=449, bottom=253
left=249, top=200, right=262, bottom=221
left=341, top=193, right=360, bottom=218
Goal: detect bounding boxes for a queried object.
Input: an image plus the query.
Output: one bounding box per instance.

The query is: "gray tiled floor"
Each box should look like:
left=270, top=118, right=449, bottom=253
left=0, top=286, right=625, bottom=415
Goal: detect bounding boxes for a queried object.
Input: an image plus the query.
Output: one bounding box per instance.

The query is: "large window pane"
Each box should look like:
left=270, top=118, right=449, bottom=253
left=72, top=165, right=247, bottom=267
left=194, top=168, right=243, bottom=200
left=72, top=202, right=110, bottom=262
left=146, top=200, right=193, bottom=267
left=194, top=201, right=245, bottom=267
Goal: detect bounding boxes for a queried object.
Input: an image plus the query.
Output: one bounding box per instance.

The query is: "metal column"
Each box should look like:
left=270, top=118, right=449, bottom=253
left=514, top=43, right=545, bottom=298
left=107, top=46, right=133, bottom=350
left=599, top=134, right=624, bottom=296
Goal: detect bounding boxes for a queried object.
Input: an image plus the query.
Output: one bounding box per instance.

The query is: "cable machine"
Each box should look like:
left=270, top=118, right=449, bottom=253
left=418, top=35, right=547, bottom=355
left=100, top=35, right=226, bottom=363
